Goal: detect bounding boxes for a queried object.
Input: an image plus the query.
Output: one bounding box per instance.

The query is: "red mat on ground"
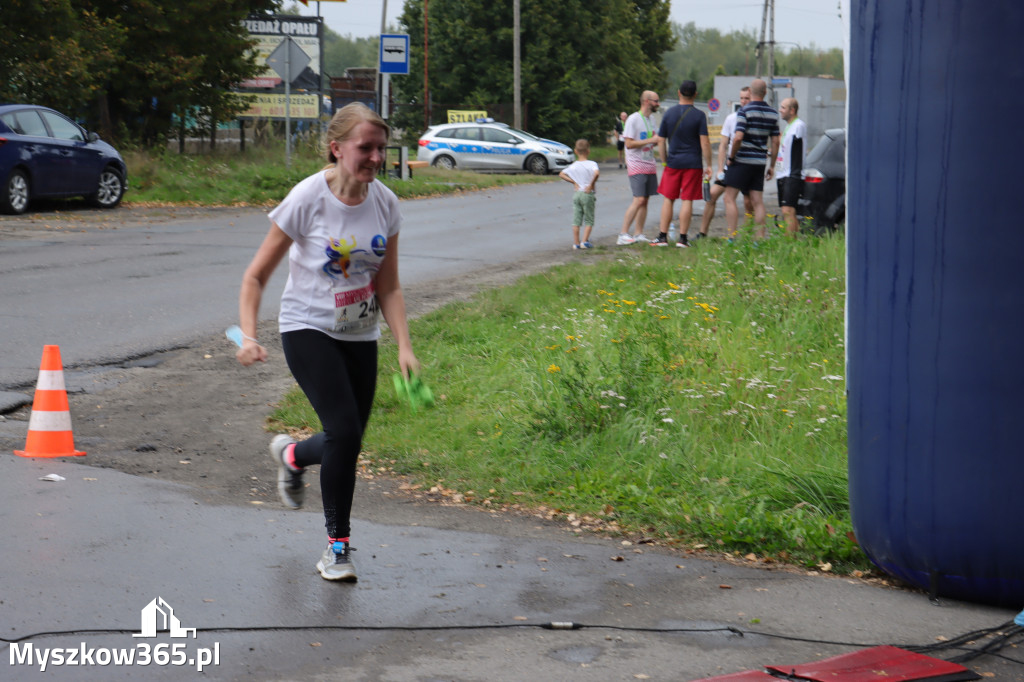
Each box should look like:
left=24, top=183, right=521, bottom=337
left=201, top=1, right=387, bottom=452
left=690, top=672, right=778, bottom=681
left=691, top=645, right=979, bottom=681
left=765, top=645, right=979, bottom=682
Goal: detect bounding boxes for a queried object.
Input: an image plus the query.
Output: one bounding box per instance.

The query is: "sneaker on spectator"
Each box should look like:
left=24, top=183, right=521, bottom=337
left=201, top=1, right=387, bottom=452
left=572, top=244, right=581, bottom=250
left=692, top=232, right=708, bottom=242
left=616, top=234, right=636, bottom=245
left=633, top=234, right=651, bottom=242
left=582, top=241, right=593, bottom=249
left=649, top=236, right=669, bottom=246
left=316, top=541, right=357, bottom=582
left=675, top=240, right=690, bottom=248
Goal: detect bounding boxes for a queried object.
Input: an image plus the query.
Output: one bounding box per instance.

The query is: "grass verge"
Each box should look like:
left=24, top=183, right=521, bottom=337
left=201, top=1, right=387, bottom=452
left=122, top=144, right=557, bottom=206
left=269, top=227, right=865, bottom=574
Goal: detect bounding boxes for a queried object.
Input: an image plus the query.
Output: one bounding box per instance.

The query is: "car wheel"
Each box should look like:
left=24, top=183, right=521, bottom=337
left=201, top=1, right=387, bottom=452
left=1, top=168, right=30, bottom=215
left=526, top=154, right=548, bottom=175
left=432, top=155, right=455, bottom=170
left=90, top=166, right=125, bottom=209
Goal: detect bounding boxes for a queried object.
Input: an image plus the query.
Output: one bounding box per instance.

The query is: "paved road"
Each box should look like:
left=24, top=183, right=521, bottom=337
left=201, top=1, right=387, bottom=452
left=0, top=168, right=662, bottom=397
left=2, top=454, right=1019, bottom=681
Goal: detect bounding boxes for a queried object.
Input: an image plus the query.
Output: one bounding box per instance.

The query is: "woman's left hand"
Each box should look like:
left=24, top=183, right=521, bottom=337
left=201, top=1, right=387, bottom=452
left=398, top=348, right=421, bottom=379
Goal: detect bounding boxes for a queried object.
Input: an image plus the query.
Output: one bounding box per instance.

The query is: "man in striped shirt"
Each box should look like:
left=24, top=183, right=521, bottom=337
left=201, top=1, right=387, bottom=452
left=723, top=79, right=780, bottom=239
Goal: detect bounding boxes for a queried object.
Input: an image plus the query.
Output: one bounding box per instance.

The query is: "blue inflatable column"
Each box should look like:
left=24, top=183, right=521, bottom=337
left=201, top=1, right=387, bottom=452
left=847, top=0, right=1024, bottom=607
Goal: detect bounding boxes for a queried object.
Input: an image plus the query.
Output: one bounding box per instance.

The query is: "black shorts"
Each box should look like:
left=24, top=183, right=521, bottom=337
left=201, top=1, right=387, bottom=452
left=617, top=140, right=625, bottom=151
left=723, top=162, right=765, bottom=194
left=715, top=173, right=748, bottom=195
left=777, top=177, right=802, bottom=208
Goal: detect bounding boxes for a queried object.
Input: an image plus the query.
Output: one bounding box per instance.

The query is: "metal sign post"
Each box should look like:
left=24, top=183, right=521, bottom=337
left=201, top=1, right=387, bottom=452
left=266, top=36, right=311, bottom=166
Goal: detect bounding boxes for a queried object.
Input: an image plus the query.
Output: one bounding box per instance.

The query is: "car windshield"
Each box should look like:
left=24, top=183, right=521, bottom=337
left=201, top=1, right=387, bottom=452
left=507, top=128, right=540, bottom=141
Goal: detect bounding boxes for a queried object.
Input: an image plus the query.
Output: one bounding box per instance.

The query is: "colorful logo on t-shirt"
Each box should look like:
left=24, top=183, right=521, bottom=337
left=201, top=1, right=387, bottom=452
left=324, top=236, right=357, bottom=279
left=323, top=235, right=384, bottom=279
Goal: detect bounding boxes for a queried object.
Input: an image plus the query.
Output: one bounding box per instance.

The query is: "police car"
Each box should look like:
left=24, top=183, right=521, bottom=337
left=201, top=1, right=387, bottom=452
left=417, top=119, right=574, bottom=174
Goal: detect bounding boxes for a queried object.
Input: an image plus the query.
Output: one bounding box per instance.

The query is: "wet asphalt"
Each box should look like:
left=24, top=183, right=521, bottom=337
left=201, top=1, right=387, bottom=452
left=2, top=452, right=1021, bottom=681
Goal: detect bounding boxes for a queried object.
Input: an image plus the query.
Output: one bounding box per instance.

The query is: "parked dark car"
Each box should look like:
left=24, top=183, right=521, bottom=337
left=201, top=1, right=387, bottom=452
left=799, top=127, right=845, bottom=232
left=0, top=104, right=127, bottom=215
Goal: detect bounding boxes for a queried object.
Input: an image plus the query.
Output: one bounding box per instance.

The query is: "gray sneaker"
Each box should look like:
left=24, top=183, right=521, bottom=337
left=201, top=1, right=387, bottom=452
left=317, top=542, right=358, bottom=582
left=269, top=434, right=304, bottom=509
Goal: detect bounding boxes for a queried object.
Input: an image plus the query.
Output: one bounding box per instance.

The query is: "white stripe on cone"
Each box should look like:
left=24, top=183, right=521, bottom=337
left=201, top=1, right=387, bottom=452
left=26, top=410, right=73, bottom=432
left=35, top=370, right=66, bottom=392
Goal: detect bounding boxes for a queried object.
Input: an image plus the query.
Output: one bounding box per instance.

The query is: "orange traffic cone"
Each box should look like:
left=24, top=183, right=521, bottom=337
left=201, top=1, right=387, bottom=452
left=14, top=345, right=85, bottom=458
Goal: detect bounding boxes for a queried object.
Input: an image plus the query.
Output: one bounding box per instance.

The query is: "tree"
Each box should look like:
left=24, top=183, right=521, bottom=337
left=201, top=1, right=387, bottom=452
left=323, top=32, right=379, bottom=82
left=663, top=22, right=759, bottom=98
left=1, top=0, right=277, bottom=145
left=662, top=22, right=844, bottom=100
left=0, top=0, right=125, bottom=119
left=392, top=0, right=673, bottom=145
left=89, top=0, right=278, bottom=144
left=774, top=45, right=843, bottom=79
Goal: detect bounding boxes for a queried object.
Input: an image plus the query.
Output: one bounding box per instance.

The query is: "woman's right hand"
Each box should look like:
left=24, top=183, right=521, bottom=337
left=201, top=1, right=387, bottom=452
left=236, top=340, right=267, bottom=366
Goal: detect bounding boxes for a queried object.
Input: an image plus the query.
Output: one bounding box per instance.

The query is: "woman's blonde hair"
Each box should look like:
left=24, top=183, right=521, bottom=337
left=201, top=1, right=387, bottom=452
left=322, top=102, right=390, bottom=166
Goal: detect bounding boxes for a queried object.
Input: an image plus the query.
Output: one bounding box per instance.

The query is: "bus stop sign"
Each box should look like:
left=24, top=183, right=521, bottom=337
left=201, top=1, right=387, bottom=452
left=379, top=34, right=410, bottom=75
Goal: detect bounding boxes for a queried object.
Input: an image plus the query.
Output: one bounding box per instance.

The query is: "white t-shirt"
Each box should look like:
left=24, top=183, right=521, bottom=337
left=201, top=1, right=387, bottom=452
left=269, top=170, right=401, bottom=341
left=776, top=117, right=807, bottom=177
left=562, top=159, right=599, bottom=191
left=623, top=111, right=658, bottom=176
left=720, top=111, right=740, bottom=169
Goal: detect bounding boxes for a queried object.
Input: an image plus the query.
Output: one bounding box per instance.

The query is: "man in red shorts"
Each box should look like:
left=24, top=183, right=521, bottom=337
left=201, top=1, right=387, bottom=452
left=653, top=80, right=711, bottom=247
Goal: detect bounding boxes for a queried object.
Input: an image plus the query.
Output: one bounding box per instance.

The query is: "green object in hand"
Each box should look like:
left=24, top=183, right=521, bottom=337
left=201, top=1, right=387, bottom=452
left=392, top=372, right=434, bottom=412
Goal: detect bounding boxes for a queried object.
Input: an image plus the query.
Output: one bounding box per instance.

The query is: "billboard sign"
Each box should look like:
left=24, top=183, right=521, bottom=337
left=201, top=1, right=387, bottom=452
left=240, top=15, right=322, bottom=92
left=236, top=93, right=321, bottom=120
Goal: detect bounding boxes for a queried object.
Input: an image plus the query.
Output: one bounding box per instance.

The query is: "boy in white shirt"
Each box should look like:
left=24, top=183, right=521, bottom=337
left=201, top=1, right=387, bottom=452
left=559, top=139, right=600, bottom=249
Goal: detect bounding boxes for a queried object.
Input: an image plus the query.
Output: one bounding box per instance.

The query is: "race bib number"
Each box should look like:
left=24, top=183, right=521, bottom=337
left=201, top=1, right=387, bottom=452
left=332, top=282, right=379, bottom=333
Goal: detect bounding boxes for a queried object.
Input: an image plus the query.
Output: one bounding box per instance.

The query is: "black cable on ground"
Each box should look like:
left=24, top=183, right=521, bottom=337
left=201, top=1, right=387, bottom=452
left=3, top=620, right=1022, bottom=667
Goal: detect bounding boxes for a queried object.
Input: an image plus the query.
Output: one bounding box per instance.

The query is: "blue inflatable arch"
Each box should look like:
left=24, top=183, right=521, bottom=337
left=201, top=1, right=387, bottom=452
left=847, top=0, right=1024, bottom=607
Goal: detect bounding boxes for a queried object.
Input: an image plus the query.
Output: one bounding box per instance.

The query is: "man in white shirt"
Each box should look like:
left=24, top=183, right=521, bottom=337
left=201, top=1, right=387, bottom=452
left=617, top=90, right=661, bottom=244
left=697, top=87, right=753, bottom=240
left=775, top=97, right=807, bottom=235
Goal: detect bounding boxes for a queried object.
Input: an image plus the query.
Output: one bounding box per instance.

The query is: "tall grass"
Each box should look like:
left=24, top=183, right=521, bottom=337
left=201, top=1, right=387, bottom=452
left=270, top=228, right=863, bottom=572
left=122, top=141, right=555, bottom=206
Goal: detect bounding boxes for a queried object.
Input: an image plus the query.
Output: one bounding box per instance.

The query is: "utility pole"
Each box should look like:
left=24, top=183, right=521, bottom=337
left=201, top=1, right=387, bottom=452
left=513, top=0, right=521, bottom=129
left=423, top=0, right=429, bottom=131
left=756, top=0, right=768, bottom=77
left=378, top=0, right=388, bottom=116
left=767, top=0, right=776, bottom=105
left=755, top=0, right=777, bottom=104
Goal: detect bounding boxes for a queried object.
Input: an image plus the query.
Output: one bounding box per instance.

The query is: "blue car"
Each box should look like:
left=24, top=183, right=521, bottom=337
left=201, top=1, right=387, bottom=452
left=0, top=104, right=127, bottom=215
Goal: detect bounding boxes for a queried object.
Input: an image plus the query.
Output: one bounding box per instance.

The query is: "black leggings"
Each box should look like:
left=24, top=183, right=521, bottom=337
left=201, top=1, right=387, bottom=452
left=281, top=329, right=377, bottom=539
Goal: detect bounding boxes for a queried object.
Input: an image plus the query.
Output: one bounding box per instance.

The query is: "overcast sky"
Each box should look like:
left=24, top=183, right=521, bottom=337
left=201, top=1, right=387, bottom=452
left=287, top=0, right=846, bottom=52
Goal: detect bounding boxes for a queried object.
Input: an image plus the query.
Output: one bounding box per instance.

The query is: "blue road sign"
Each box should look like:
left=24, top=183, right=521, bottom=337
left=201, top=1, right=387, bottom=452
left=379, top=34, right=410, bottom=75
